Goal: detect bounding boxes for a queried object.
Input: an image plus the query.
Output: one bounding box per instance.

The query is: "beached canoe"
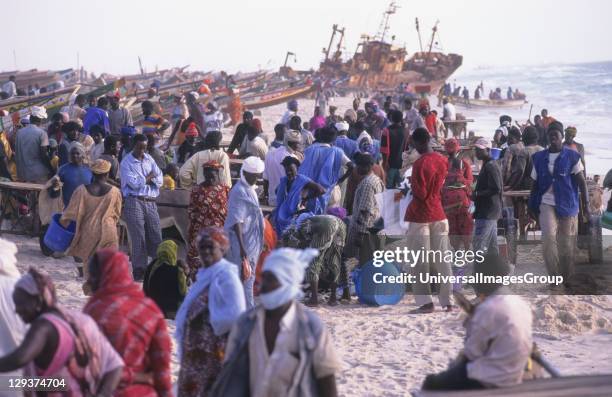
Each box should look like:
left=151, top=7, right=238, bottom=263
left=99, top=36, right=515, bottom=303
left=242, top=83, right=316, bottom=110
left=0, top=86, right=80, bottom=114
left=0, top=85, right=81, bottom=133
left=453, top=97, right=527, bottom=109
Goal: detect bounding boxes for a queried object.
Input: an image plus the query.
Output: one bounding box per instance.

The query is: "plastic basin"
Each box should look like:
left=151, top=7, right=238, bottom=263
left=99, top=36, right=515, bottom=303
left=43, top=213, right=76, bottom=253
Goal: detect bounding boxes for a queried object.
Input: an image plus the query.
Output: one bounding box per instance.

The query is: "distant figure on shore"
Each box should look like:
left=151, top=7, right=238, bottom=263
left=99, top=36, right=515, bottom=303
left=540, top=108, right=556, bottom=129
left=442, top=98, right=456, bottom=122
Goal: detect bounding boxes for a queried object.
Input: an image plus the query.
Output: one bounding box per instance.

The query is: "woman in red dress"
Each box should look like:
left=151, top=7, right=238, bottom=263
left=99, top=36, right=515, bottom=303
left=187, top=161, right=230, bottom=280
left=442, top=138, right=474, bottom=251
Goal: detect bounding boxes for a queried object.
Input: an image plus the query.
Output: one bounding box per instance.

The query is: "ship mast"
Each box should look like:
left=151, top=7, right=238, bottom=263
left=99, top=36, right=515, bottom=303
left=283, top=51, right=297, bottom=67
left=427, top=20, right=440, bottom=59
left=324, top=24, right=341, bottom=61
left=376, top=1, right=399, bottom=43
left=415, top=17, right=424, bottom=53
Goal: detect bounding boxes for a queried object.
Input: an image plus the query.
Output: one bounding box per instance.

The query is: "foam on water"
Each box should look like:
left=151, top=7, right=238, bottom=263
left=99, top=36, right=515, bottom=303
left=451, top=61, right=612, bottom=175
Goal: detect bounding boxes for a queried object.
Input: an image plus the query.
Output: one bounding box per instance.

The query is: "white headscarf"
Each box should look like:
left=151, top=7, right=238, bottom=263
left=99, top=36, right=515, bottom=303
left=0, top=238, right=20, bottom=278
left=262, top=248, right=319, bottom=302
left=240, top=156, right=265, bottom=197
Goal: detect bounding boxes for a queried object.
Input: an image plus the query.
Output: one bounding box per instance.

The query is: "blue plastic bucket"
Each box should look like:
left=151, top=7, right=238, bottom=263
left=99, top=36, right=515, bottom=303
left=43, top=213, right=76, bottom=253
left=354, top=260, right=405, bottom=306
left=490, top=148, right=502, bottom=160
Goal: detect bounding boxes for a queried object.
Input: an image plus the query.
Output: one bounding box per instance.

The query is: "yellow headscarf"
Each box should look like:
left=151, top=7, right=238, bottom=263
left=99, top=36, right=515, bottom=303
left=148, top=240, right=187, bottom=295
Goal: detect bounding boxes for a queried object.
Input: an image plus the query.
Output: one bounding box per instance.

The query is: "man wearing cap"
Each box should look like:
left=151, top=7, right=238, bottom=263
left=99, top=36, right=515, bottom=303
left=422, top=253, right=532, bottom=390
left=289, top=115, right=314, bottom=151
left=529, top=122, right=589, bottom=282
left=334, top=121, right=358, bottom=159
left=224, top=156, right=265, bottom=308
left=15, top=106, right=53, bottom=183
left=280, top=100, right=299, bottom=126
left=120, top=134, right=163, bottom=280
left=472, top=137, right=503, bottom=256
left=83, top=97, right=111, bottom=136
left=108, top=93, right=133, bottom=136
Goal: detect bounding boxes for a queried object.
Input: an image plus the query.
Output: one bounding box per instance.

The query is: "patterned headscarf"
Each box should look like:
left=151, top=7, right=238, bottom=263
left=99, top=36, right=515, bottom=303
left=203, top=160, right=224, bottom=170
left=197, top=227, right=230, bottom=253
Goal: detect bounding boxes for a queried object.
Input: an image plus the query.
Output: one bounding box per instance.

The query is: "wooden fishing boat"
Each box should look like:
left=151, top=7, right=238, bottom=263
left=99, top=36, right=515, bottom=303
left=453, top=97, right=528, bottom=109
left=241, top=82, right=316, bottom=110
left=0, top=86, right=80, bottom=114
left=0, top=85, right=81, bottom=132
left=82, top=78, right=126, bottom=98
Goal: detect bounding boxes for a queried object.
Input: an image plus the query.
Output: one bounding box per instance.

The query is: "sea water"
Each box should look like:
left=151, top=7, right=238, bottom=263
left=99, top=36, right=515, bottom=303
left=451, top=61, right=612, bottom=176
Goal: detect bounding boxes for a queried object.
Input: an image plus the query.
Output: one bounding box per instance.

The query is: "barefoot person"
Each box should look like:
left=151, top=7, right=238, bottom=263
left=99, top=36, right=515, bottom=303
left=281, top=213, right=347, bottom=307
left=217, top=248, right=340, bottom=397
left=405, top=128, right=453, bottom=314
left=224, top=156, right=265, bottom=308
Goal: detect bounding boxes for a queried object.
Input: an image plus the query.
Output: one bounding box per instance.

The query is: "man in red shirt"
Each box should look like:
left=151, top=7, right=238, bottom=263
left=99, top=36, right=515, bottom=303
left=405, top=128, right=454, bottom=314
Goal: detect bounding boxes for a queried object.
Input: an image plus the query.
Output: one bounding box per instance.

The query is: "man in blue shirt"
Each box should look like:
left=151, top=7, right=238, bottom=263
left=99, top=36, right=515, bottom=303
left=529, top=122, right=589, bottom=282
left=333, top=121, right=358, bottom=160
left=83, top=97, right=111, bottom=136
left=120, top=134, right=163, bottom=280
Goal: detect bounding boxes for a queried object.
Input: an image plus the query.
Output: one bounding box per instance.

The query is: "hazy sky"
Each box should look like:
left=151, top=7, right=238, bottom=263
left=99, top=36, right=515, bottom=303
left=3, top=0, right=612, bottom=75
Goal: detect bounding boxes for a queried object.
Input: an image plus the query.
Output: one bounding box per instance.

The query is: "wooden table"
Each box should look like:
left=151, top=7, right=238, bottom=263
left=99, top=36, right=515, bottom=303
left=229, top=158, right=245, bottom=167
left=0, top=180, right=45, bottom=236
left=502, top=190, right=531, bottom=198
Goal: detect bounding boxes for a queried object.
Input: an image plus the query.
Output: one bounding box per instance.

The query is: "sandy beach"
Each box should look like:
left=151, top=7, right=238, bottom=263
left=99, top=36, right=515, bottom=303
left=6, top=230, right=612, bottom=396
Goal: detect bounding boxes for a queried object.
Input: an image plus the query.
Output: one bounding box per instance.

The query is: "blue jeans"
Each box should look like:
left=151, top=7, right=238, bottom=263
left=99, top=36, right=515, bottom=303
left=472, top=219, right=498, bottom=256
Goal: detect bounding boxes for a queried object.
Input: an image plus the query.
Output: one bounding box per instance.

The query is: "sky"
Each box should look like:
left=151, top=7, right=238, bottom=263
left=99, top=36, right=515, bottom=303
left=2, top=0, right=612, bottom=76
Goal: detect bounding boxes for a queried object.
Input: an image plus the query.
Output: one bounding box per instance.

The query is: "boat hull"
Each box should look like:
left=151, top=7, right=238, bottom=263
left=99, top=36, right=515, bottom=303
left=453, top=97, right=528, bottom=109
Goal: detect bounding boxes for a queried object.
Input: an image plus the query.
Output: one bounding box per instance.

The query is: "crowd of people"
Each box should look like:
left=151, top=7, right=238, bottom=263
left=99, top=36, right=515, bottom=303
left=0, top=86, right=601, bottom=395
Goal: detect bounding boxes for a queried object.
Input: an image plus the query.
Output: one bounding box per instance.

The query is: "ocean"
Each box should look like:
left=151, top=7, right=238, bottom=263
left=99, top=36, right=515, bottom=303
left=451, top=61, right=612, bottom=176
